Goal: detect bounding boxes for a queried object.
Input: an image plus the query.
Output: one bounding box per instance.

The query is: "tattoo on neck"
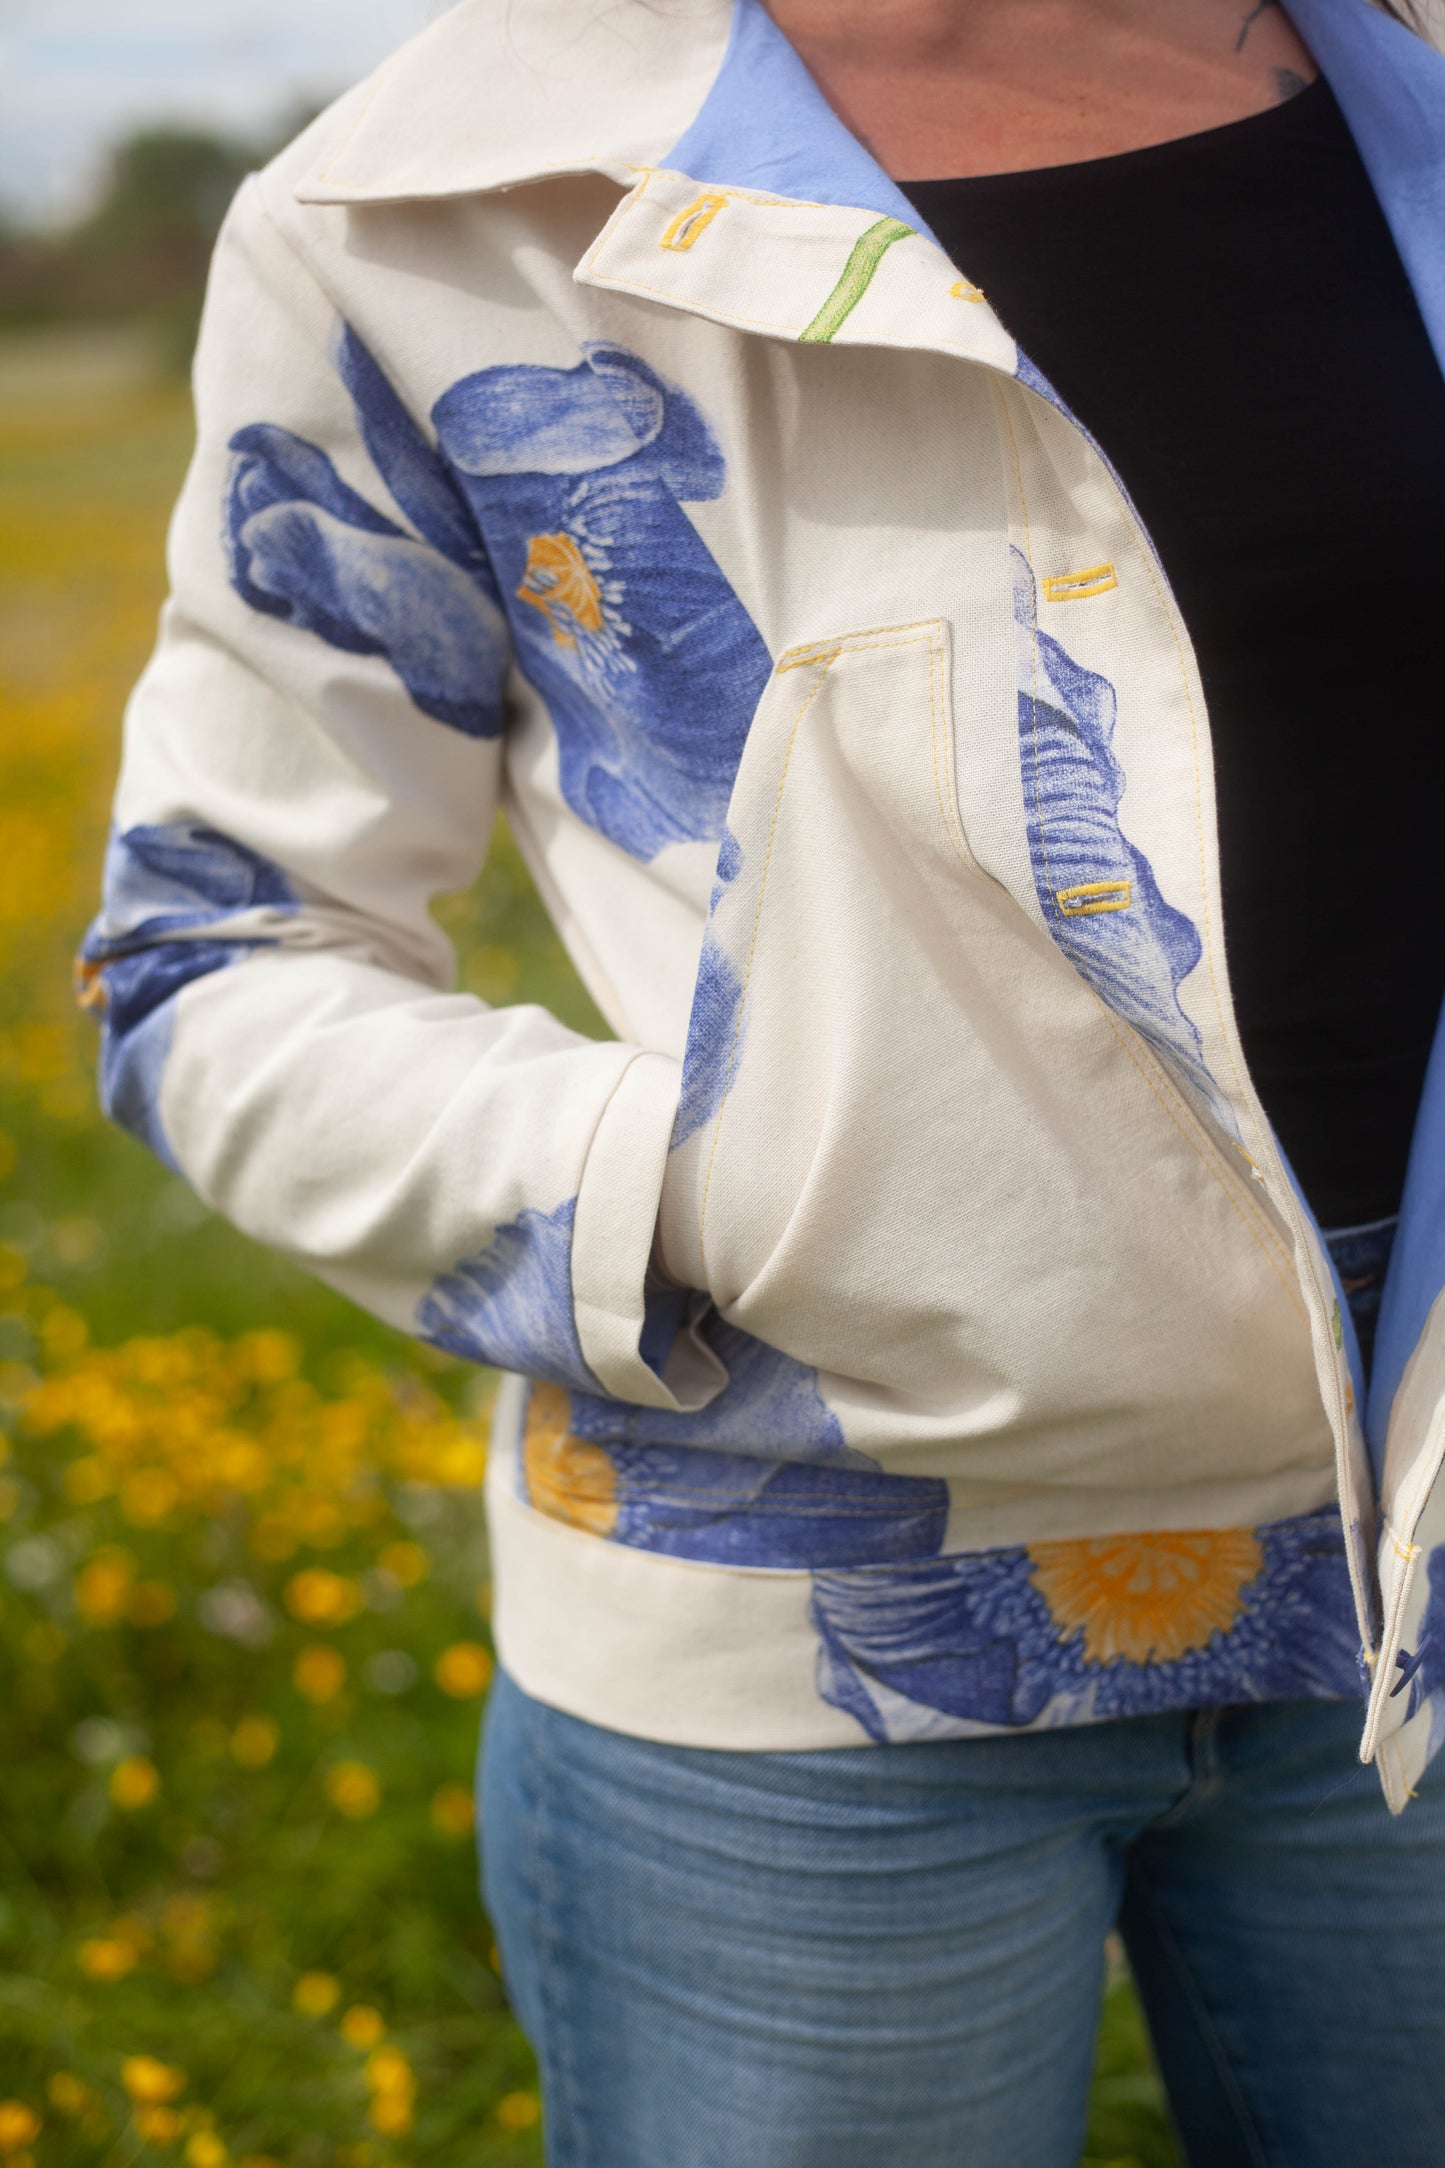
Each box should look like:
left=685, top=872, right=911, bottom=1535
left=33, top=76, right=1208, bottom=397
left=1236, top=0, right=1277, bottom=53
left=1271, top=65, right=1309, bottom=100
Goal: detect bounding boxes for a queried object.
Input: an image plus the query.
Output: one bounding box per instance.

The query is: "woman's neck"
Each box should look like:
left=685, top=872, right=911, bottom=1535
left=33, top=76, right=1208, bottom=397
left=761, top=0, right=1319, bottom=179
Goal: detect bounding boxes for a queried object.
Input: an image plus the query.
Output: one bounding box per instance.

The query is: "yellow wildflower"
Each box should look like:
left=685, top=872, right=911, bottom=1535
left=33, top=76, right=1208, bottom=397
left=429, top=1784, right=475, bottom=1838
left=292, top=1645, right=347, bottom=1704
left=364, top=2047, right=413, bottom=2097
left=367, top=2094, right=413, bottom=2138
left=230, top=1714, right=279, bottom=1768
left=109, top=1755, right=160, bottom=1809
left=214, top=1436, right=268, bottom=1492
left=0, top=2103, right=40, bottom=2153
left=377, top=1540, right=428, bottom=1588
left=283, top=1568, right=362, bottom=1626
left=443, top=1434, right=488, bottom=1485
left=79, top=1936, right=138, bottom=1981
left=341, top=2005, right=386, bottom=2050
left=364, top=2043, right=415, bottom=2136
left=74, top=1545, right=136, bottom=1623
left=496, top=2093, right=542, bottom=2133
left=295, top=1495, right=346, bottom=1547
left=433, top=1641, right=494, bottom=1698
left=121, top=2057, right=187, bottom=2104
left=135, top=2105, right=183, bottom=2142
left=46, top=2074, right=91, bottom=2117
left=235, top=1329, right=302, bottom=1382
left=63, top=1455, right=112, bottom=1504
left=40, top=1305, right=88, bottom=1360
left=325, top=1762, right=380, bottom=1819
left=119, top=1466, right=179, bottom=1525
left=292, top=1971, right=342, bottom=2017
left=184, top=2133, right=227, bottom=2168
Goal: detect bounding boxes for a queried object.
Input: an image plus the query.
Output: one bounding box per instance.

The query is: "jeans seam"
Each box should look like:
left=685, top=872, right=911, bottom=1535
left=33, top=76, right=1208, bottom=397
left=531, top=1704, right=589, bottom=2168
left=1128, top=1870, right=1273, bottom=2168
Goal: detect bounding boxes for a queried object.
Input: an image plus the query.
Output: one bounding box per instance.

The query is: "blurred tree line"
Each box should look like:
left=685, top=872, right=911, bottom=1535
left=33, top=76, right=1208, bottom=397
left=0, top=116, right=310, bottom=362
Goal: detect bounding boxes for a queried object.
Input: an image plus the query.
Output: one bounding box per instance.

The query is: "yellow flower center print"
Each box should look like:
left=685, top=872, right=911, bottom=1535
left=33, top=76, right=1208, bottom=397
left=73, top=954, right=107, bottom=1015
left=514, top=533, right=605, bottom=647
left=522, top=1382, right=619, bottom=1538
left=1027, top=1528, right=1266, bottom=1666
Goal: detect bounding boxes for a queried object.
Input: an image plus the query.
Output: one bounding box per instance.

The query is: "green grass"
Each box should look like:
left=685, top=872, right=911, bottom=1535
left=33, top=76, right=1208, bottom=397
left=0, top=338, right=1181, bottom=2165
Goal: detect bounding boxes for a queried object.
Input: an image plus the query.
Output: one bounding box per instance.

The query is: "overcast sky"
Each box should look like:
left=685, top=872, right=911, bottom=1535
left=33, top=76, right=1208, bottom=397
left=0, top=0, right=447, bottom=226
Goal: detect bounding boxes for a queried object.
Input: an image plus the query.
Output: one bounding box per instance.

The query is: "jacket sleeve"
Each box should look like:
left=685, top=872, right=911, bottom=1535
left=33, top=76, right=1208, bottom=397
left=79, top=176, right=709, bottom=1412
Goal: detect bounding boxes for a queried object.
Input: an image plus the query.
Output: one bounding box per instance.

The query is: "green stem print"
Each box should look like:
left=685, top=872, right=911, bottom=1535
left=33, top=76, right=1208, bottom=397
left=799, top=217, right=913, bottom=344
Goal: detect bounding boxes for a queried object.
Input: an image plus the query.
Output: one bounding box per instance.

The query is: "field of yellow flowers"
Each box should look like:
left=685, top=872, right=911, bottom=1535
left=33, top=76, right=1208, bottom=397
left=0, top=337, right=1180, bottom=2168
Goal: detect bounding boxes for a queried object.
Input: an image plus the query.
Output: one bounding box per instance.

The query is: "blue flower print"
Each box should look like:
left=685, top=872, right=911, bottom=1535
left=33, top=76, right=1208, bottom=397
left=1011, top=548, right=1235, bottom=1134
left=673, top=828, right=746, bottom=1147
left=521, top=1349, right=949, bottom=1570
left=567, top=1311, right=857, bottom=1465
left=1393, top=1540, right=1445, bottom=1720
left=515, top=1312, right=951, bottom=1567
left=225, top=386, right=509, bottom=740
left=78, top=822, right=299, bottom=1167
left=90, top=819, right=297, bottom=942
left=812, top=1509, right=1360, bottom=1742
left=430, top=343, right=772, bottom=862
left=227, top=329, right=771, bottom=862
left=417, top=1197, right=600, bottom=1394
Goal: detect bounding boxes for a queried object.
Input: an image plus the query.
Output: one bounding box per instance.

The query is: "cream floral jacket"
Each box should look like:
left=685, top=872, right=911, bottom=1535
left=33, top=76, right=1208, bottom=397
left=83, top=0, right=1445, bottom=1804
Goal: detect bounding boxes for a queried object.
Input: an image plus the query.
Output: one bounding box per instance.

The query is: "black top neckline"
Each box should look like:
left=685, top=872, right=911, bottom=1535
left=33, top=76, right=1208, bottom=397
left=897, top=73, right=1445, bottom=1231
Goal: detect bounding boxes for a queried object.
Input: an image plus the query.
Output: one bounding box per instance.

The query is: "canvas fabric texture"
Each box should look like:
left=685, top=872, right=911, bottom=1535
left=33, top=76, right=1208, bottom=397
left=80, top=0, right=1445, bottom=1808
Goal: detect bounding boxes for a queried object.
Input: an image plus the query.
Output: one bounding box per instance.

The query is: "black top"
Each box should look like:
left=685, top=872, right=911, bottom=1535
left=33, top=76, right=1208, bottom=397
left=903, top=78, right=1445, bottom=1230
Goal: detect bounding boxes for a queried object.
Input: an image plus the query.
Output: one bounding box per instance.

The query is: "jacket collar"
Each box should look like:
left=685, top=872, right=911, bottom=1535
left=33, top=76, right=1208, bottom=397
left=660, top=0, right=919, bottom=229
left=292, top=0, right=914, bottom=222
left=1285, top=0, right=1445, bottom=380
left=293, top=0, right=735, bottom=205
left=297, top=0, right=1445, bottom=366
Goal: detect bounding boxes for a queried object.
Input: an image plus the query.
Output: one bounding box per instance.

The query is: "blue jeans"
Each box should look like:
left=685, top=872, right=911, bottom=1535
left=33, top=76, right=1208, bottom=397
left=481, top=1673, right=1445, bottom=2166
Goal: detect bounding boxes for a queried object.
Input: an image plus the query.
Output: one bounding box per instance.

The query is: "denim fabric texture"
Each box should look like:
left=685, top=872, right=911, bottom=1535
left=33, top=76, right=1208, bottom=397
left=479, top=1668, right=1445, bottom=2168
left=1325, top=1215, right=1398, bottom=1381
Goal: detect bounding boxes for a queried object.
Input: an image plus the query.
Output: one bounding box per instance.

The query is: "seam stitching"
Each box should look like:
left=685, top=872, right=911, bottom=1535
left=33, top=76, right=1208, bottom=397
left=695, top=658, right=840, bottom=1276
left=1123, top=1873, right=1273, bottom=2168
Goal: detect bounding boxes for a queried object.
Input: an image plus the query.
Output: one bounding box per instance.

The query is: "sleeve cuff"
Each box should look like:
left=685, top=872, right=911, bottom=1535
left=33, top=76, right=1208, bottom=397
left=571, top=1048, right=726, bottom=1410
